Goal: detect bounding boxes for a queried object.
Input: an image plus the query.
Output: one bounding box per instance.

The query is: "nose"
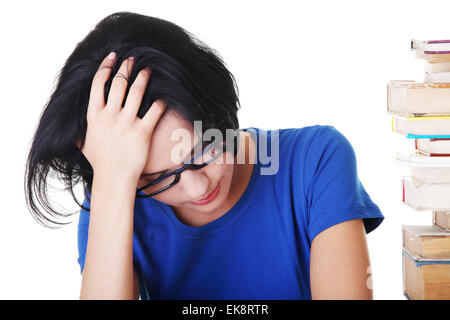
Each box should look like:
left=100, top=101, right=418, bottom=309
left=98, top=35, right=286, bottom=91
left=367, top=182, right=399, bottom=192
left=178, top=169, right=211, bottom=200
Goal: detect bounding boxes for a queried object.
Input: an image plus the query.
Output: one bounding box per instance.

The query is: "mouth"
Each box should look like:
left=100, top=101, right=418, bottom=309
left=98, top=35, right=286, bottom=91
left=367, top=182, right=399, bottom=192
left=190, top=183, right=221, bottom=205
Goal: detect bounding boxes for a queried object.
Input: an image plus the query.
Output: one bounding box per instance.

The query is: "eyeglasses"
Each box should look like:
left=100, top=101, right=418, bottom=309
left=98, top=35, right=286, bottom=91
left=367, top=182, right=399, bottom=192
left=136, top=141, right=227, bottom=198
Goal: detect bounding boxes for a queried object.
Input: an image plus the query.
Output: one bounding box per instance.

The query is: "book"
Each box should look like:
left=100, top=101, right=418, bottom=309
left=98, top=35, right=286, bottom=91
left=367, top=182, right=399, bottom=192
left=414, top=52, right=450, bottom=63
left=412, top=39, right=450, bottom=63
left=403, top=248, right=450, bottom=300
left=394, top=39, right=450, bottom=301
left=403, top=225, right=450, bottom=259
left=411, top=167, right=450, bottom=184
left=387, top=80, right=450, bottom=116
left=425, top=61, right=450, bottom=73
left=424, top=72, right=450, bottom=83
left=412, top=39, right=450, bottom=53
left=396, top=152, right=450, bottom=167
left=402, top=225, right=450, bottom=299
left=416, top=138, right=450, bottom=155
left=392, top=115, right=450, bottom=136
left=402, top=176, right=450, bottom=211
left=407, top=134, right=450, bottom=139
left=433, top=211, right=450, bottom=231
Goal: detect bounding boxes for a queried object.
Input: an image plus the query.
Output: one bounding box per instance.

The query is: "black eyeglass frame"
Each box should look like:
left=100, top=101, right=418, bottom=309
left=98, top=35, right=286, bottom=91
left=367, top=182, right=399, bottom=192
left=136, top=141, right=228, bottom=198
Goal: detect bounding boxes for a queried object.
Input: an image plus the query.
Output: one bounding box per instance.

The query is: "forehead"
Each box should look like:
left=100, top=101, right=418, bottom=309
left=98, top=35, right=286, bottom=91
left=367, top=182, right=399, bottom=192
left=144, top=110, right=199, bottom=173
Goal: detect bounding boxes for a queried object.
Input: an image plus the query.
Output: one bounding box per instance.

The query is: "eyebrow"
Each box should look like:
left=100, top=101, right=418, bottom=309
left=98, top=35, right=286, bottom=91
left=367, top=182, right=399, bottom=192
left=139, top=141, right=206, bottom=179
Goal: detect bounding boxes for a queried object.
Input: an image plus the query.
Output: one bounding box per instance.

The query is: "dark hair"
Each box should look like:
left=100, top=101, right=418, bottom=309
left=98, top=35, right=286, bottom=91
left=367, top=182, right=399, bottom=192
left=24, top=11, right=241, bottom=228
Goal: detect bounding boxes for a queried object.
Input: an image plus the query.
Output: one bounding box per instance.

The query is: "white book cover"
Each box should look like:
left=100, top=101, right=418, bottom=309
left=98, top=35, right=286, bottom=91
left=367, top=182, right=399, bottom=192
left=411, top=167, right=450, bottom=184
left=424, top=61, right=450, bottom=73
left=402, top=176, right=450, bottom=211
left=424, top=72, right=450, bottom=83
left=396, top=152, right=450, bottom=167
left=392, top=115, right=450, bottom=135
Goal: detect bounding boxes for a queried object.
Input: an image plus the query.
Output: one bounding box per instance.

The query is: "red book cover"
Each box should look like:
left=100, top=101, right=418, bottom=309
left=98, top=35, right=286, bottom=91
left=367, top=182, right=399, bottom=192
left=402, top=179, right=405, bottom=203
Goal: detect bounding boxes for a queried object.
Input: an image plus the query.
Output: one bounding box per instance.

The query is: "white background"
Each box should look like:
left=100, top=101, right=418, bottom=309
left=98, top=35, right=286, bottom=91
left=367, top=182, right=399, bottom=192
left=1, top=0, right=446, bottom=299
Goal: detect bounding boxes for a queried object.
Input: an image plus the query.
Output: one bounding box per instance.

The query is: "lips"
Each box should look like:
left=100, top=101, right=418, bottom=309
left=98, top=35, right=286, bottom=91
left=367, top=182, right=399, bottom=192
left=190, top=183, right=220, bottom=205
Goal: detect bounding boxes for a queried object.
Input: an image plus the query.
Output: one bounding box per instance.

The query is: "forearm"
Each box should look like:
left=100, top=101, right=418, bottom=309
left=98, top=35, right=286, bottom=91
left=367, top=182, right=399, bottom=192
left=80, top=171, right=137, bottom=300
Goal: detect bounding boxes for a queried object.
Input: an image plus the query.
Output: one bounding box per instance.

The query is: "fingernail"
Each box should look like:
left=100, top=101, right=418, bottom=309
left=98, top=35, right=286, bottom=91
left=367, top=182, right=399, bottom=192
left=107, top=52, right=116, bottom=60
left=128, top=56, right=135, bottom=61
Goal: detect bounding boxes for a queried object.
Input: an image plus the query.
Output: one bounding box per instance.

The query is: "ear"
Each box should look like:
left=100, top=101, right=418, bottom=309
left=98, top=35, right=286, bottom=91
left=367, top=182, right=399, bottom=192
left=75, top=137, right=82, bottom=150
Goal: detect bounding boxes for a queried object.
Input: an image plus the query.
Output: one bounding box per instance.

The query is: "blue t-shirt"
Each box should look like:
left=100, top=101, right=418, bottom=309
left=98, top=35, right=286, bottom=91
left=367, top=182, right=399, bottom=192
left=77, top=125, right=384, bottom=299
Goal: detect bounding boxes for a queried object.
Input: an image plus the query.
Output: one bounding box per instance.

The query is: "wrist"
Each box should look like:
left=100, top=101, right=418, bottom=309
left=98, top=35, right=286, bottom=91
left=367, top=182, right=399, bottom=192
left=93, top=168, right=139, bottom=192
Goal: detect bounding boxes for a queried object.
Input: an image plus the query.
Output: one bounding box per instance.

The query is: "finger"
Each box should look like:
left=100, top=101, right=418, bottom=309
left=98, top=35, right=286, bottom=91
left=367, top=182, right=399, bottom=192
left=140, top=100, right=167, bottom=133
left=88, top=52, right=117, bottom=114
left=122, top=67, right=152, bottom=120
left=106, top=56, right=135, bottom=113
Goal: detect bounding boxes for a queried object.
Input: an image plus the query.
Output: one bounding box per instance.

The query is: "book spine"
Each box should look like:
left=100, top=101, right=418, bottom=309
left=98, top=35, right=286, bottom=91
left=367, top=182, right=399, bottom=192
left=423, top=50, right=450, bottom=54
left=406, top=116, right=450, bottom=121
left=407, top=134, right=450, bottom=139
left=429, top=153, right=450, bottom=157
left=417, top=150, right=450, bottom=157
left=402, top=179, right=405, bottom=203
left=427, top=40, right=450, bottom=44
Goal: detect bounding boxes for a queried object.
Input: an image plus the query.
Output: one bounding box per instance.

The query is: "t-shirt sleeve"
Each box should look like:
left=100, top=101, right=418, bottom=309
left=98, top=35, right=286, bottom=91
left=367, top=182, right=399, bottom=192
left=77, top=192, right=91, bottom=274
left=304, top=125, right=384, bottom=243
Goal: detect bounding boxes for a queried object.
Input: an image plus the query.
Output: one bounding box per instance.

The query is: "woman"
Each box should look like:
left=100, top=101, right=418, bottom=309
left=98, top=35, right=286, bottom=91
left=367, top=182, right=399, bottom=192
left=24, top=11, right=384, bottom=300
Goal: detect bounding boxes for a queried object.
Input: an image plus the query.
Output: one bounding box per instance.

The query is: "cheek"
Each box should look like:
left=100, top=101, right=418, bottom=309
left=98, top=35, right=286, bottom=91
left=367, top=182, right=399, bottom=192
left=151, top=165, right=230, bottom=204
left=214, top=164, right=234, bottom=196
left=211, top=162, right=231, bottom=181
left=151, top=192, right=169, bottom=203
left=220, top=164, right=233, bottom=180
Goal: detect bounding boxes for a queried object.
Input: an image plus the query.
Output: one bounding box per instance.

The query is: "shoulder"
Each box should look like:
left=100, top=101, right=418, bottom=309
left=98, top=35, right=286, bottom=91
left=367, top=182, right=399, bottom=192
left=244, top=125, right=355, bottom=175
left=297, top=125, right=350, bottom=148
left=299, top=125, right=355, bottom=162
left=264, top=124, right=346, bottom=144
left=266, top=125, right=352, bottom=157
left=275, top=125, right=357, bottom=185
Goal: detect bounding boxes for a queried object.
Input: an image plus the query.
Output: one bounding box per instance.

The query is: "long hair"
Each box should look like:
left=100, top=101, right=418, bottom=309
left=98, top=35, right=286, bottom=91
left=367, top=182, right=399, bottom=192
left=24, top=11, right=241, bottom=228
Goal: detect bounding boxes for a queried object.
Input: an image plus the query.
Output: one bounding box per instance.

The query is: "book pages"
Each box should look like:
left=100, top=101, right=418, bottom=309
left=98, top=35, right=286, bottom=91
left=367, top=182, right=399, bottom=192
left=433, top=211, right=450, bottom=231
left=387, top=81, right=450, bottom=116
left=402, top=176, right=450, bottom=211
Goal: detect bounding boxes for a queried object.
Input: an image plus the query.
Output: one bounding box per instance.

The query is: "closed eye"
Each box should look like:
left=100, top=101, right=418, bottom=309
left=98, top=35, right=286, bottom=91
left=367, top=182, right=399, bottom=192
left=139, top=140, right=218, bottom=184
left=141, top=171, right=167, bottom=184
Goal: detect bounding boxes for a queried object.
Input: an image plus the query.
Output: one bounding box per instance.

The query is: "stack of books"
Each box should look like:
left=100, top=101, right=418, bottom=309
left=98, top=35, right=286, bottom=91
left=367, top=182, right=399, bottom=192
left=387, top=39, right=450, bottom=300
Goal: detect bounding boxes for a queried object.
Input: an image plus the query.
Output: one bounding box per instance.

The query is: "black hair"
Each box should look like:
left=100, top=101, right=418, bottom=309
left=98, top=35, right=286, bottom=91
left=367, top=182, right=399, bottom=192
left=24, top=11, right=241, bottom=228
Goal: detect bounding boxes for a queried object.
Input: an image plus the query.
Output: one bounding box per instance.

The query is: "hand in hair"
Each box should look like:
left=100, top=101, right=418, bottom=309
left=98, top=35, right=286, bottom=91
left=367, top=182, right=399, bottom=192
left=77, top=52, right=166, bottom=184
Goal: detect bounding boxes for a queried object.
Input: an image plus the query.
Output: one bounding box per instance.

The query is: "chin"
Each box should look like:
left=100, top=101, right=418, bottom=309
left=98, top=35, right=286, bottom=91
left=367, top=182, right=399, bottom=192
left=187, top=178, right=229, bottom=211
left=188, top=199, right=223, bottom=213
